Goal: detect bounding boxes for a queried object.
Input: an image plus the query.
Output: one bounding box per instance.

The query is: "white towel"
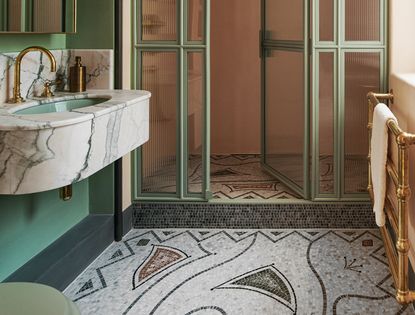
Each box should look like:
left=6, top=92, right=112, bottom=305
left=371, top=103, right=397, bottom=227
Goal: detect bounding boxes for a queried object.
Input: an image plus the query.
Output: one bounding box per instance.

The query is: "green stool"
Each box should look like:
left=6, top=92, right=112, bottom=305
left=0, top=282, right=80, bottom=315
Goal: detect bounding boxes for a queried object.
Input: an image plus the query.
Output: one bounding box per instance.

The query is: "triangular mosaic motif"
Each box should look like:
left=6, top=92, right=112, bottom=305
left=110, top=249, right=123, bottom=260
left=214, top=266, right=296, bottom=312
left=132, top=246, right=188, bottom=290
left=77, top=279, right=93, bottom=294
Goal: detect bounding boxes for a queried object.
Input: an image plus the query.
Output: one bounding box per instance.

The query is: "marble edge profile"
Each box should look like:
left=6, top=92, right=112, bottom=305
left=0, top=89, right=151, bottom=131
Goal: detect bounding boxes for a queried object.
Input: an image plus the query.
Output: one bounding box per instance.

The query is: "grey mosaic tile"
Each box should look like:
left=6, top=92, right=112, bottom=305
left=133, top=203, right=376, bottom=229
left=64, top=229, right=414, bottom=315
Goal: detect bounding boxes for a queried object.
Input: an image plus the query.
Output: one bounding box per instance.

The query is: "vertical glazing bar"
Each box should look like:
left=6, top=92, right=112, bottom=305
left=303, top=0, right=310, bottom=198
left=136, top=51, right=143, bottom=196
left=260, top=0, right=265, bottom=165
left=203, top=0, right=211, bottom=199
left=311, top=48, right=318, bottom=198
left=179, top=0, right=185, bottom=198
left=338, top=48, right=344, bottom=198
left=183, top=49, right=189, bottom=196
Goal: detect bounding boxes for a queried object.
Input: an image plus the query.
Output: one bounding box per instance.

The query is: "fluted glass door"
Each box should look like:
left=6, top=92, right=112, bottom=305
left=261, top=0, right=310, bottom=198
left=133, top=0, right=210, bottom=201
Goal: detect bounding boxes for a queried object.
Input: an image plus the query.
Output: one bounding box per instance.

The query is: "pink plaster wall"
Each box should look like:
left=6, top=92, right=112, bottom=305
left=211, top=0, right=261, bottom=154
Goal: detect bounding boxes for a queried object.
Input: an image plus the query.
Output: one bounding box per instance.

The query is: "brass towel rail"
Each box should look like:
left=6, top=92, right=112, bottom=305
left=367, top=92, right=415, bottom=304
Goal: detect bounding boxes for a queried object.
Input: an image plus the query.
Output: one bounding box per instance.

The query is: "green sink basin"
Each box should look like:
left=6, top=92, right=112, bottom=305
left=14, top=97, right=110, bottom=115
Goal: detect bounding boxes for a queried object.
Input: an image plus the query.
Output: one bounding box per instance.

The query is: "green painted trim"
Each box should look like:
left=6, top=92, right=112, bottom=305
left=203, top=0, right=211, bottom=199
left=1, top=0, right=8, bottom=31
left=25, top=0, right=33, bottom=32
left=303, top=0, right=310, bottom=199
left=134, top=44, right=207, bottom=48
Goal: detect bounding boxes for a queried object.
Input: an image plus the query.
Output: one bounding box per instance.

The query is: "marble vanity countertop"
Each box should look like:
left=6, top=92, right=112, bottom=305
left=0, top=89, right=151, bottom=194
left=0, top=89, right=151, bottom=131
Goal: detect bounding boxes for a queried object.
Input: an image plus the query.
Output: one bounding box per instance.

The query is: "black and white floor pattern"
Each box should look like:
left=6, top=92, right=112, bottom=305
left=64, top=228, right=414, bottom=315
left=142, top=154, right=368, bottom=200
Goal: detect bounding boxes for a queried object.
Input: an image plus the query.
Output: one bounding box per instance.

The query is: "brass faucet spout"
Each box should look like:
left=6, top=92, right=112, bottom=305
left=11, top=46, right=57, bottom=103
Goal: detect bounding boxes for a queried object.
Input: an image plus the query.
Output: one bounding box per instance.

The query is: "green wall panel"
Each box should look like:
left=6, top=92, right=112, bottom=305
left=0, top=0, right=115, bottom=281
left=0, top=180, right=89, bottom=281
left=0, top=34, right=66, bottom=52
left=89, top=164, right=115, bottom=215
left=66, top=0, right=114, bottom=49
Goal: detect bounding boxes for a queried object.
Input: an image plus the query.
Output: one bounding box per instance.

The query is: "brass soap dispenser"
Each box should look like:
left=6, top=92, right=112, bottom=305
left=69, top=56, right=86, bottom=92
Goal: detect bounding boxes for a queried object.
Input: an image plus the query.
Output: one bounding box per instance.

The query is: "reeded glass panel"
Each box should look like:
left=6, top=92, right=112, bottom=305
left=319, top=0, right=334, bottom=41
left=33, top=0, right=63, bottom=33
left=141, top=0, right=177, bottom=41
left=265, top=49, right=304, bottom=189
left=318, top=52, right=334, bottom=194
left=141, top=51, right=178, bottom=193
left=7, top=0, right=22, bottom=32
left=265, top=0, right=303, bottom=41
left=188, top=0, right=204, bottom=42
left=187, top=52, right=204, bottom=194
left=344, top=52, right=380, bottom=194
left=345, top=0, right=380, bottom=41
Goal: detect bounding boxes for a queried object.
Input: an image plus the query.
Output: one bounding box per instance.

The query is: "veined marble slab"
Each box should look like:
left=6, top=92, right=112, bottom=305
left=0, top=90, right=150, bottom=195
left=0, top=49, right=113, bottom=104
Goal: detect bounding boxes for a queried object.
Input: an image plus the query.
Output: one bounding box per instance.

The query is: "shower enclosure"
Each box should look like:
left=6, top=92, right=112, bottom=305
left=132, top=0, right=387, bottom=202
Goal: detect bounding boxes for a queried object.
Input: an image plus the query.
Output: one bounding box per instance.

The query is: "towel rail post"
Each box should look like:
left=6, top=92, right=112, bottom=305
left=396, top=134, right=411, bottom=303
left=367, top=91, right=415, bottom=304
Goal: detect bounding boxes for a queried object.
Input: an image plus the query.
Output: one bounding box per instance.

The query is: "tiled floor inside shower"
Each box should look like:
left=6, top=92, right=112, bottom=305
left=205, top=155, right=301, bottom=200
left=64, top=228, right=414, bottom=315
left=142, top=154, right=368, bottom=200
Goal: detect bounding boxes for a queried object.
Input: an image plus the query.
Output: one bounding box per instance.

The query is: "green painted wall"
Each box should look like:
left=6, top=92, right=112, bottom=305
left=0, top=34, right=66, bottom=52
left=0, top=180, right=89, bottom=281
left=0, top=0, right=115, bottom=281
left=66, top=0, right=114, bottom=49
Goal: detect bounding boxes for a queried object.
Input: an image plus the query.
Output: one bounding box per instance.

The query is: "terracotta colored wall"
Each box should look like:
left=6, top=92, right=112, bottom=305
left=389, top=0, right=415, bottom=268
left=211, top=0, right=261, bottom=154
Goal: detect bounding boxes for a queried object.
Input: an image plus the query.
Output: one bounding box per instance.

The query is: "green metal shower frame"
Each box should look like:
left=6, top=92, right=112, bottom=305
left=132, top=0, right=212, bottom=202
left=132, top=0, right=388, bottom=202
left=311, top=0, right=388, bottom=201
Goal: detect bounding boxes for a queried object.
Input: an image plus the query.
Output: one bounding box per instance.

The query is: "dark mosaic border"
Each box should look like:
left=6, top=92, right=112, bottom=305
left=133, top=203, right=376, bottom=229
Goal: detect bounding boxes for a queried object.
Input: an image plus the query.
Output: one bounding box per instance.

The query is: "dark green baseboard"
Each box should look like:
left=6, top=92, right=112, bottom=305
left=3, top=205, right=134, bottom=291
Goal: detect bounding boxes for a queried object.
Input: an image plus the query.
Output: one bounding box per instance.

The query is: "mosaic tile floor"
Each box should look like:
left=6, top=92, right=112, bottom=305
left=205, top=155, right=301, bottom=200
left=64, top=229, right=414, bottom=315
left=142, top=154, right=368, bottom=200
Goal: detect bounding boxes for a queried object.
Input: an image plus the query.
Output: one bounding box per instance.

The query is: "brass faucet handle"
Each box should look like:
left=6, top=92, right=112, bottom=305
left=41, top=81, right=54, bottom=98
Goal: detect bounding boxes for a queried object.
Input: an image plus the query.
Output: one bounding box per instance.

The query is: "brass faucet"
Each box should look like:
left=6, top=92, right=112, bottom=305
left=10, top=46, right=57, bottom=103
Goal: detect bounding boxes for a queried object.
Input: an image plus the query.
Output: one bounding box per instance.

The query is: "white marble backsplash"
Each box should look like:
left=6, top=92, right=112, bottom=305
left=0, top=49, right=113, bottom=104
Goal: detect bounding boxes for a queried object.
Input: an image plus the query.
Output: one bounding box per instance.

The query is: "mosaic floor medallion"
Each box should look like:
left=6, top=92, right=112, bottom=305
left=64, top=229, right=415, bottom=315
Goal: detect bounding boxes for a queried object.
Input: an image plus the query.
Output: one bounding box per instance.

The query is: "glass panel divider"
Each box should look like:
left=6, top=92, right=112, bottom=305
left=133, top=0, right=210, bottom=201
